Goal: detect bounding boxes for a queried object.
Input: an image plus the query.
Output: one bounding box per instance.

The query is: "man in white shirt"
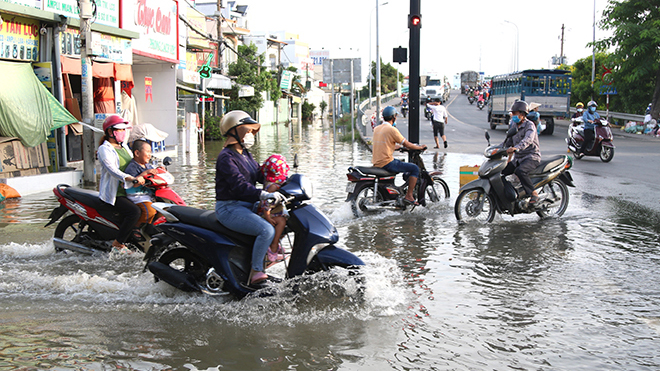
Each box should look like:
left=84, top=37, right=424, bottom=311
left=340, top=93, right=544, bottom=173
left=427, top=98, right=449, bottom=148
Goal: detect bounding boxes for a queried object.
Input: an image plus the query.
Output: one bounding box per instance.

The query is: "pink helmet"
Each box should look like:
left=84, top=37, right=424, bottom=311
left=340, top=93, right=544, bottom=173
left=102, top=115, right=131, bottom=132
left=261, top=154, right=289, bottom=184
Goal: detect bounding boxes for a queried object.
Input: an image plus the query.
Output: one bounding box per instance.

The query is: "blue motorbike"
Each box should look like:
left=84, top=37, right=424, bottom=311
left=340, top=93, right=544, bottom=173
left=145, top=174, right=365, bottom=298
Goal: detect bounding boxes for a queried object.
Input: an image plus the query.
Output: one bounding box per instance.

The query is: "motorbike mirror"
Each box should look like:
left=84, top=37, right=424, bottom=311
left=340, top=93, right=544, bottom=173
left=506, top=124, right=518, bottom=138
left=163, top=157, right=172, bottom=166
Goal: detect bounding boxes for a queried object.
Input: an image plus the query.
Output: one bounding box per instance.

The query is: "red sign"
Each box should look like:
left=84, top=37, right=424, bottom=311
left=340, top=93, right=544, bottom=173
left=319, top=81, right=327, bottom=88
left=145, top=76, right=153, bottom=102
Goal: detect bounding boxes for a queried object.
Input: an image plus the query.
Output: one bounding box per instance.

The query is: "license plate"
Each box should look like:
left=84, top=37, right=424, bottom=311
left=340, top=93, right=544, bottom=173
left=346, top=182, right=356, bottom=193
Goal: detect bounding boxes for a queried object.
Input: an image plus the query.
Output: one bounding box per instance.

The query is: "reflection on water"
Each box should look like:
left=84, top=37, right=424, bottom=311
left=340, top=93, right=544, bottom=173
left=0, top=119, right=659, bottom=370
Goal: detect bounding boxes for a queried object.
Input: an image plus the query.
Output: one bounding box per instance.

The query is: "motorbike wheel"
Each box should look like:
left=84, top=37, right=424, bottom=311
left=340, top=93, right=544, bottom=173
left=536, top=179, right=569, bottom=219
left=158, top=248, right=209, bottom=288
left=477, top=102, right=484, bottom=110
left=350, top=185, right=384, bottom=218
left=600, top=146, right=614, bottom=162
left=426, top=176, right=450, bottom=202
left=455, top=189, right=495, bottom=223
left=53, top=215, right=95, bottom=252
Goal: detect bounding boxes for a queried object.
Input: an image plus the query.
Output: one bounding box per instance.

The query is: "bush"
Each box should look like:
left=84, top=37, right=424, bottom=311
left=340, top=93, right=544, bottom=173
left=302, top=101, right=316, bottom=121
left=205, top=113, right=223, bottom=140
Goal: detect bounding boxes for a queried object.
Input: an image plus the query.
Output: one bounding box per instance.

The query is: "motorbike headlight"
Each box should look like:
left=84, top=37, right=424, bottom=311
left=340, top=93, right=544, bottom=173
left=300, top=175, right=314, bottom=199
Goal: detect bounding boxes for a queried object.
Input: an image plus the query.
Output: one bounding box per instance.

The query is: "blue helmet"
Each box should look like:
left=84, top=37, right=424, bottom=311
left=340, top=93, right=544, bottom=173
left=382, top=106, right=398, bottom=121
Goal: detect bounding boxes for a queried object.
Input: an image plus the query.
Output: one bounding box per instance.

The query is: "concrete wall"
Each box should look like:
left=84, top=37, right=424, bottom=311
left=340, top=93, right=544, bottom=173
left=132, top=64, right=178, bottom=147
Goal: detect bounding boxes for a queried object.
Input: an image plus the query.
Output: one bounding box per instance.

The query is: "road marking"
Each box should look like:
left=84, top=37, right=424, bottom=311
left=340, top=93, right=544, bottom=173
left=444, top=93, right=467, bottom=126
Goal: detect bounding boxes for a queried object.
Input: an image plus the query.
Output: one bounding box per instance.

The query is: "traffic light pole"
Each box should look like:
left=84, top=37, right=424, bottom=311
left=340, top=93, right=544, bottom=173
left=80, top=0, right=95, bottom=185
left=408, top=0, right=421, bottom=144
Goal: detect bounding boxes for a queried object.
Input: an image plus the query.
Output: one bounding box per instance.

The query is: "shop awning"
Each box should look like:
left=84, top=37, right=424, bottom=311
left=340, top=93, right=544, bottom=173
left=176, top=84, right=229, bottom=99
left=0, top=61, right=78, bottom=147
left=61, top=56, right=133, bottom=82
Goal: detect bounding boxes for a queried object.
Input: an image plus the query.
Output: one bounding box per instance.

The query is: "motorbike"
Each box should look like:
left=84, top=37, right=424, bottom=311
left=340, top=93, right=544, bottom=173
left=477, top=92, right=487, bottom=110
left=401, top=100, right=409, bottom=118
left=424, top=104, right=433, bottom=120
left=144, top=173, right=365, bottom=298
left=454, top=130, right=575, bottom=224
left=566, top=117, right=615, bottom=162
left=46, top=157, right=185, bottom=254
left=346, top=148, right=450, bottom=218
left=467, top=89, right=476, bottom=104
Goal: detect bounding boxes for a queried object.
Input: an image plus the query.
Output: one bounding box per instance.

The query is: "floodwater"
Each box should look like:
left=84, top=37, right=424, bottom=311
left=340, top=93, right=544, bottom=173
left=1, top=119, right=660, bottom=370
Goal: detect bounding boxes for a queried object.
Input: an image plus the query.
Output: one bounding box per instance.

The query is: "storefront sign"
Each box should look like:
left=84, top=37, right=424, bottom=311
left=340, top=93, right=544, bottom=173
left=33, top=62, right=53, bottom=90
left=1, top=0, right=42, bottom=9
left=91, top=32, right=132, bottom=64
left=0, top=15, right=39, bottom=61
left=122, top=0, right=178, bottom=63
left=44, top=0, right=119, bottom=28
left=310, top=50, right=329, bottom=66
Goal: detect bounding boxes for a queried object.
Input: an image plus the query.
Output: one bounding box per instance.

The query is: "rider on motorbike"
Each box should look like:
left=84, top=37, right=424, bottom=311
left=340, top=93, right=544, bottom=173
left=501, top=100, right=542, bottom=204
left=572, top=102, right=584, bottom=119
left=580, top=101, right=600, bottom=155
left=97, top=115, right=140, bottom=252
left=372, top=106, right=427, bottom=205
left=214, top=110, right=286, bottom=285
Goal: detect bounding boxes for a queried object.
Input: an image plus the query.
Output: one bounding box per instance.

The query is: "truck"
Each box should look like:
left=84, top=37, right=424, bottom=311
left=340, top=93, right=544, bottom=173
left=487, top=69, right=572, bottom=135
left=460, top=71, right=479, bottom=94
left=420, top=75, right=448, bottom=104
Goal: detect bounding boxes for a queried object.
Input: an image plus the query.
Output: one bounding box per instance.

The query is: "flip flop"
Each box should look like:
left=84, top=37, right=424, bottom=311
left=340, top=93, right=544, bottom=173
left=402, top=198, right=419, bottom=206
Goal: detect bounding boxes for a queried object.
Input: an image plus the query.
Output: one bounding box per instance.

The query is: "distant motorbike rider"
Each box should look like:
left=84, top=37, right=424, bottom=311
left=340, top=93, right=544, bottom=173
left=572, top=102, right=585, bottom=119
left=372, top=106, right=427, bottom=205
left=501, top=100, right=541, bottom=204
left=580, top=100, right=600, bottom=155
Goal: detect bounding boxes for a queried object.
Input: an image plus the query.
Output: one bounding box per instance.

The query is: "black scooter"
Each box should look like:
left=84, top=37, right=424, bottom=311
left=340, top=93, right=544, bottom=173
left=454, top=129, right=575, bottom=224
left=145, top=174, right=365, bottom=298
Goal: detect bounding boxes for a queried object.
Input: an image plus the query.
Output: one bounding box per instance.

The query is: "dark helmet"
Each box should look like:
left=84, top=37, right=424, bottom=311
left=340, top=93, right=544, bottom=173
left=509, top=100, right=529, bottom=114
left=382, top=106, right=398, bottom=122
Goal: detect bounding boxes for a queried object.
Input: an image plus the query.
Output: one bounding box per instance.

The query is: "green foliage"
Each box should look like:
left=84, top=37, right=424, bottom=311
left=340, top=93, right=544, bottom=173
left=569, top=53, right=619, bottom=110
left=302, top=101, right=315, bottom=120
left=335, top=115, right=355, bottom=142
left=594, top=0, right=660, bottom=115
left=319, top=100, right=328, bottom=115
left=204, top=112, right=224, bottom=141
left=359, top=60, right=405, bottom=98
left=226, top=44, right=280, bottom=114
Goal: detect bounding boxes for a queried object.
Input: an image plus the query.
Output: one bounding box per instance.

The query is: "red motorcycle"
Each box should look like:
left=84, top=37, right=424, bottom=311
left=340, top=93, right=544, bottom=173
left=46, top=157, right=185, bottom=254
left=566, top=117, right=615, bottom=162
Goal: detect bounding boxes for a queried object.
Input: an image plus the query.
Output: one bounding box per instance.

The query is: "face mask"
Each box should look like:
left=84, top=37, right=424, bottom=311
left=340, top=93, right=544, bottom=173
left=528, top=112, right=539, bottom=120
left=589, top=106, right=596, bottom=112
left=392, top=121, right=397, bottom=127
left=577, top=108, right=583, bottom=113
left=511, top=115, right=521, bottom=124
left=242, top=132, right=255, bottom=149
left=113, top=129, right=127, bottom=143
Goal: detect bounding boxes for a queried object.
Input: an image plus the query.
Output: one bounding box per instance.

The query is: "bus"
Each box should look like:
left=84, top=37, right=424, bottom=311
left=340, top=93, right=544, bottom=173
left=487, top=69, right=572, bottom=135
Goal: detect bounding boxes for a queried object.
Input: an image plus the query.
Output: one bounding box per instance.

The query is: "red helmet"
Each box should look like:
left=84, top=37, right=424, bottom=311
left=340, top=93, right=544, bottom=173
left=102, top=115, right=131, bottom=132
left=260, top=154, right=289, bottom=184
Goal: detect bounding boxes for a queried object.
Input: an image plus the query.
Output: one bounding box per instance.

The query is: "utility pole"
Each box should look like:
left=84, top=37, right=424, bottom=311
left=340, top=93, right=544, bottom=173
left=80, top=0, right=95, bottom=185
left=375, top=0, right=381, bottom=125
left=560, top=23, right=565, bottom=64
left=217, top=0, right=224, bottom=74
left=408, top=0, right=421, bottom=143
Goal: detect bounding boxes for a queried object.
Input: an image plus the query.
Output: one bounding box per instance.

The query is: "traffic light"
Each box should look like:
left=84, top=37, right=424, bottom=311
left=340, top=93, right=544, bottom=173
left=408, top=14, right=421, bottom=28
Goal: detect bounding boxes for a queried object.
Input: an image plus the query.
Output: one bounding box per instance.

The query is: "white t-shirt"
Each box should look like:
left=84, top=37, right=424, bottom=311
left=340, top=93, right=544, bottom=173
left=430, top=104, right=448, bottom=123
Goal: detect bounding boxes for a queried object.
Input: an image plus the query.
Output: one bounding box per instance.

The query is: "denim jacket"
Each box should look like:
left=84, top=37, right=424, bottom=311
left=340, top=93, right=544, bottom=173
left=97, top=140, right=132, bottom=205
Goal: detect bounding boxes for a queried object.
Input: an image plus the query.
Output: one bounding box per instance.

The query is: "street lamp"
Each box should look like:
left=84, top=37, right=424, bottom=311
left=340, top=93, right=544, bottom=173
left=504, top=20, right=519, bottom=72
left=369, top=1, right=388, bottom=109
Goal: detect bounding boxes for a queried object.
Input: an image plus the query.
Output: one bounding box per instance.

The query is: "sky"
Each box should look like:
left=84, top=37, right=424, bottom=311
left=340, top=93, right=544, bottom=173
left=240, top=0, right=613, bottom=85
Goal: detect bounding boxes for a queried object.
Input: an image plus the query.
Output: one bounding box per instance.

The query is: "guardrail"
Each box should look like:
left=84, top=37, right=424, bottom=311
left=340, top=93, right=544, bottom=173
left=356, top=92, right=397, bottom=136
left=569, top=107, right=644, bottom=123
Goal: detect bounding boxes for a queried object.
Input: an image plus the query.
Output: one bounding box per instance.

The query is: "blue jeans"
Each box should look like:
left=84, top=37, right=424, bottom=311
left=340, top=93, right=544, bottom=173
left=382, top=158, right=420, bottom=179
left=215, top=200, right=274, bottom=272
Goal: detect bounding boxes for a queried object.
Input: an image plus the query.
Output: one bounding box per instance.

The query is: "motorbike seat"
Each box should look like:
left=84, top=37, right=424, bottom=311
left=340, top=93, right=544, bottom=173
left=61, top=186, right=113, bottom=211
left=529, top=156, right=566, bottom=175
left=353, top=166, right=397, bottom=178
left=166, top=206, right=256, bottom=247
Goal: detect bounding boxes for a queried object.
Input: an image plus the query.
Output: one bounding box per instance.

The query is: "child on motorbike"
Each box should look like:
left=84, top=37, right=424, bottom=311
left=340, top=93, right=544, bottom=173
left=258, top=154, right=290, bottom=264
left=125, top=139, right=160, bottom=227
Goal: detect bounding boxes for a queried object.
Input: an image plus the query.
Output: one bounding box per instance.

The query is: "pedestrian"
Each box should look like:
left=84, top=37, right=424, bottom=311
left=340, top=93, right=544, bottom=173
left=427, top=97, right=449, bottom=149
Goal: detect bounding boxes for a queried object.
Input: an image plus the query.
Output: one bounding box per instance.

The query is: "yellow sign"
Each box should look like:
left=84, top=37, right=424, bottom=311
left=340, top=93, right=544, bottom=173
left=0, top=15, right=40, bottom=61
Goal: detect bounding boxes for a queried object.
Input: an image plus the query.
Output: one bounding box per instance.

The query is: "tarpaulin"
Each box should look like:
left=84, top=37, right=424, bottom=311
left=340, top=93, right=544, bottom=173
left=0, top=61, right=78, bottom=147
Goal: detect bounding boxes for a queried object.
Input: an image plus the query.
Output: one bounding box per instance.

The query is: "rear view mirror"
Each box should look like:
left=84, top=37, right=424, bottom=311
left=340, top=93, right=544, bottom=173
left=163, top=157, right=172, bottom=166
left=506, top=124, right=518, bottom=138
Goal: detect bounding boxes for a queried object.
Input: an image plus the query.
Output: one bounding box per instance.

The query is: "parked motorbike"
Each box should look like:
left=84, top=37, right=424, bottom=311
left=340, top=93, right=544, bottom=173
left=566, top=117, right=615, bottom=162
left=401, top=100, right=409, bottom=118
left=46, top=157, right=185, bottom=254
left=346, top=148, right=450, bottom=218
left=454, top=130, right=575, bottom=223
left=424, top=104, right=433, bottom=120
left=144, top=173, right=365, bottom=298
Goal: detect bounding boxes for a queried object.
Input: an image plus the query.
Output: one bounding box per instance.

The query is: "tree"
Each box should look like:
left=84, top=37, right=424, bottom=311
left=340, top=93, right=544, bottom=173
left=226, top=44, right=280, bottom=115
left=359, top=60, right=405, bottom=98
left=319, top=100, right=328, bottom=116
left=569, top=53, right=622, bottom=111
left=595, top=0, right=660, bottom=116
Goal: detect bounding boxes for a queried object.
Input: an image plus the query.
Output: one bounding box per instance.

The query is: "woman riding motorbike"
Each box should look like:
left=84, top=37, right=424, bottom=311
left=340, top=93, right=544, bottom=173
left=97, top=115, right=140, bottom=252
left=214, top=110, right=286, bottom=285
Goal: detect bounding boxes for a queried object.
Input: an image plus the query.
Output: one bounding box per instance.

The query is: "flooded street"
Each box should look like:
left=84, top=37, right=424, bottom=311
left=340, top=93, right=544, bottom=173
left=1, top=119, right=660, bottom=370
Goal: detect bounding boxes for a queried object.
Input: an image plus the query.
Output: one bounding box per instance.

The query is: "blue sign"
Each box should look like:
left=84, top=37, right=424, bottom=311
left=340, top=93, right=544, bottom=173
left=599, top=85, right=618, bottom=95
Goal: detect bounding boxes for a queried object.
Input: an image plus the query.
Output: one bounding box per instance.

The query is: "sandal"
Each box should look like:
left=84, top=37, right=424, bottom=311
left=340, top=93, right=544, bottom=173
left=249, top=271, right=268, bottom=285
left=266, top=249, right=285, bottom=263
left=402, top=198, right=419, bottom=206
left=529, top=195, right=540, bottom=204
